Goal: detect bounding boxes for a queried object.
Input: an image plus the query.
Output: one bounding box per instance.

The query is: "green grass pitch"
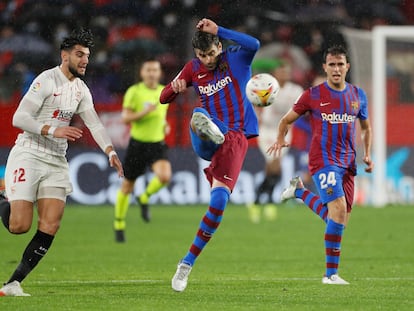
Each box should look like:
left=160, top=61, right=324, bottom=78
left=1, top=203, right=413, bottom=310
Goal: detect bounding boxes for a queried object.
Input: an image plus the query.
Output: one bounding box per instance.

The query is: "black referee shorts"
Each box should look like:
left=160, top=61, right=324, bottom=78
left=123, top=138, right=168, bottom=181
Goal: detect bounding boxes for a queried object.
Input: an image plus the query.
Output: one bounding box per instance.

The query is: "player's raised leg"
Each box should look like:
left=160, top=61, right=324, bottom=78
left=281, top=176, right=328, bottom=223
left=191, top=107, right=225, bottom=145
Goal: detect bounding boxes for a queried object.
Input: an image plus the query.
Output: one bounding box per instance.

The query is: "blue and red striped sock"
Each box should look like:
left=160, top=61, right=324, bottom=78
left=295, top=188, right=328, bottom=223
left=182, top=187, right=230, bottom=266
left=325, top=219, right=345, bottom=277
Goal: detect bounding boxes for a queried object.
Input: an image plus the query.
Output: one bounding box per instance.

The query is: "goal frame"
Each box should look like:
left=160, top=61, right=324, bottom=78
left=372, top=26, right=414, bottom=206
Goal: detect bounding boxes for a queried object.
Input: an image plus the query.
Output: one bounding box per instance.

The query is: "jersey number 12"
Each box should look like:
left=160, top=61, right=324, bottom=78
left=13, top=168, right=26, bottom=183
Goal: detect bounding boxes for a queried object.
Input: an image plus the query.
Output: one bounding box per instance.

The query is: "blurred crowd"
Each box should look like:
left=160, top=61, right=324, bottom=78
left=0, top=0, right=412, bottom=105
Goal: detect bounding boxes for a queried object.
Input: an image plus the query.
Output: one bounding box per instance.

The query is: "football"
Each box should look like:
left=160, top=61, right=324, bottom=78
left=245, top=73, right=280, bottom=107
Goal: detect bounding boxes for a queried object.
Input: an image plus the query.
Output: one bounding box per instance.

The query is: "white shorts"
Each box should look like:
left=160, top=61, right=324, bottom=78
left=5, top=145, right=72, bottom=202
left=258, top=128, right=290, bottom=162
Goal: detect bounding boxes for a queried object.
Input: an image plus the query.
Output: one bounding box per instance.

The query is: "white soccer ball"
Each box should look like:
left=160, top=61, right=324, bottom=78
left=246, top=73, right=280, bottom=107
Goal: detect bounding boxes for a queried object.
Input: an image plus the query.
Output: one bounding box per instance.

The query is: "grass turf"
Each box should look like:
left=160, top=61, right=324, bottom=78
left=0, top=204, right=413, bottom=310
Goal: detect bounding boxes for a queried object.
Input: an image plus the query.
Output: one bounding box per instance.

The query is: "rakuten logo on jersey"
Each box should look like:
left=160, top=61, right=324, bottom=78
left=198, top=76, right=232, bottom=96
left=52, top=109, right=74, bottom=122
left=321, top=112, right=356, bottom=124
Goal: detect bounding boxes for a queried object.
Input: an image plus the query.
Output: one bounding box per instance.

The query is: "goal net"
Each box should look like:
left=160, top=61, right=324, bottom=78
left=341, top=26, right=414, bottom=206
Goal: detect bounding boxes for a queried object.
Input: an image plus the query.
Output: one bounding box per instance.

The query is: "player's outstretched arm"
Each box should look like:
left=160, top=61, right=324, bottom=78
left=360, top=118, right=374, bottom=173
left=267, top=109, right=300, bottom=157
left=197, top=18, right=260, bottom=53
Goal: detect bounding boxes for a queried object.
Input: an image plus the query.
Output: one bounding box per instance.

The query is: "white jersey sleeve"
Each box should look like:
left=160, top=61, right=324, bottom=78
left=76, top=83, right=94, bottom=113
left=75, top=84, right=113, bottom=152
left=12, top=71, right=54, bottom=134
left=22, top=71, right=54, bottom=107
left=79, top=108, right=113, bottom=152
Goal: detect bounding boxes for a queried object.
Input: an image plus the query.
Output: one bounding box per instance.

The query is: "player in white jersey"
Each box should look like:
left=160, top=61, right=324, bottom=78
left=0, top=28, right=124, bottom=297
left=248, top=60, right=303, bottom=222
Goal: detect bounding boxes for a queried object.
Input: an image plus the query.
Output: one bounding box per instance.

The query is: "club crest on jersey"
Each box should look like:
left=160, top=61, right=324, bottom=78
left=321, top=112, right=356, bottom=124
left=198, top=76, right=232, bottom=96
left=326, top=187, right=334, bottom=195
left=218, top=61, right=228, bottom=73
left=351, top=101, right=359, bottom=111
left=52, top=109, right=74, bottom=122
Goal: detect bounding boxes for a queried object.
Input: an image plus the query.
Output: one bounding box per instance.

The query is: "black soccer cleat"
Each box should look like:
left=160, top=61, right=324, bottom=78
left=138, top=197, right=151, bottom=223
left=115, top=230, right=125, bottom=243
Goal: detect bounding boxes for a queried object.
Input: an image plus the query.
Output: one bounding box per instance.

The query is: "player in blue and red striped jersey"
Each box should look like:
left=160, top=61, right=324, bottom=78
left=160, top=18, right=259, bottom=292
left=268, top=45, right=374, bottom=285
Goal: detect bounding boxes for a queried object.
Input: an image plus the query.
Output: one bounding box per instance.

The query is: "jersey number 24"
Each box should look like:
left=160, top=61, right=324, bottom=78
left=318, top=171, right=337, bottom=189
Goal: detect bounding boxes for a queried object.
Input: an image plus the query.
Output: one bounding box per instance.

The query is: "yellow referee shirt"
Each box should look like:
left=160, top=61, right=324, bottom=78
left=123, top=82, right=169, bottom=143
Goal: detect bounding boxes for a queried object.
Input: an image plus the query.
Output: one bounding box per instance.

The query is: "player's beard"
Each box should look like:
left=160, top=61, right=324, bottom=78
left=68, top=63, right=85, bottom=78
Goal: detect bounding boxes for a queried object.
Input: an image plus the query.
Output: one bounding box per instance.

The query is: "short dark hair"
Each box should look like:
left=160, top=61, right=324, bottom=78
left=191, top=31, right=220, bottom=51
left=60, top=28, right=94, bottom=51
left=323, top=45, right=348, bottom=63
left=141, top=56, right=159, bottom=64
left=140, top=57, right=161, bottom=69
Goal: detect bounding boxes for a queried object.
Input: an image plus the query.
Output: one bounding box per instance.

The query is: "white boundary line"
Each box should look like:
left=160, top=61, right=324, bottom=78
left=31, top=277, right=414, bottom=285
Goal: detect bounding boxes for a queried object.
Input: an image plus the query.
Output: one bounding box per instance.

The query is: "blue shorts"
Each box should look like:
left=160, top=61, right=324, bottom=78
left=312, top=165, right=355, bottom=211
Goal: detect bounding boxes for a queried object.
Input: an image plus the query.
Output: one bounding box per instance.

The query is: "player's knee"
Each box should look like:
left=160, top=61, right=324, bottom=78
left=121, top=179, right=135, bottom=194
left=9, top=222, right=32, bottom=234
left=328, top=198, right=347, bottom=223
left=38, top=221, right=60, bottom=236
left=158, top=171, right=172, bottom=184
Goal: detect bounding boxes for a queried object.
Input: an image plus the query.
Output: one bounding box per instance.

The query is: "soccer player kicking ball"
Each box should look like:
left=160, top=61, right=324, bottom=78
left=268, top=45, right=373, bottom=285
left=160, top=18, right=260, bottom=292
left=0, top=28, right=124, bottom=296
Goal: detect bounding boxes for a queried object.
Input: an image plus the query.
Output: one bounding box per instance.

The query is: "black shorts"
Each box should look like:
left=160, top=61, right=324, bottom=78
left=123, top=139, right=168, bottom=181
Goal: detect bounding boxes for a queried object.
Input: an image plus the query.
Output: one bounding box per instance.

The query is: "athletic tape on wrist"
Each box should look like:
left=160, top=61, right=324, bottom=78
left=48, top=126, right=56, bottom=136
left=108, top=150, right=117, bottom=159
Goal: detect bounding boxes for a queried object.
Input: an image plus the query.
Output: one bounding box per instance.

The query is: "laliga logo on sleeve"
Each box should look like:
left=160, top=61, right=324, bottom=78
left=31, top=82, right=41, bottom=92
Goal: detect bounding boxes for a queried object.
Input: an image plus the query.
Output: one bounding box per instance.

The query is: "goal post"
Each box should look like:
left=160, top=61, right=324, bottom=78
left=342, top=26, right=414, bottom=207
left=372, top=26, right=414, bottom=206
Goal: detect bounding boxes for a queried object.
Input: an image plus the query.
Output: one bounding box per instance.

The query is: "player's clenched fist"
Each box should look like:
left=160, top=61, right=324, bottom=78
left=363, top=155, right=374, bottom=173
left=53, top=126, right=83, bottom=141
left=171, top=79, right=187, bottom=94
left=196, top=18, right=218, bottom=35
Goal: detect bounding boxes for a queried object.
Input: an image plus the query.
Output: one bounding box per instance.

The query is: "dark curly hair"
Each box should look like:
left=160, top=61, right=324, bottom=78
left=192, top=31, right=219, bottom=51
left=323, top=45, right=349, bottom=63
left=60, top=28, right=94, bottom=51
